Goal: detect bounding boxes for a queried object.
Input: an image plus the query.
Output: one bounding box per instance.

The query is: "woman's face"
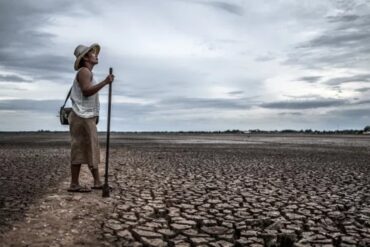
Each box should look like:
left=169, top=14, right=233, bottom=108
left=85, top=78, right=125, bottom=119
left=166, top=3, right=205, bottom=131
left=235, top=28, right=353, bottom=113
left=84, top=49, right=99, bottom=65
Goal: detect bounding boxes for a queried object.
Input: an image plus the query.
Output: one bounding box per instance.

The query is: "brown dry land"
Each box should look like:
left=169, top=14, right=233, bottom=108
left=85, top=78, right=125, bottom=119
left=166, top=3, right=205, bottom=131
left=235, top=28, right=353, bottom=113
left=0, top=132, right=369, bottom=247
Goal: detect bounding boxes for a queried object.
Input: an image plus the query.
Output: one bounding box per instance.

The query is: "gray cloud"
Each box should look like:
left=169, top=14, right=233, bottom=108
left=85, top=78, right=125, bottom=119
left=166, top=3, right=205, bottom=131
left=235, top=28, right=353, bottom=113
left=260, top=98, right=347, bottom=110
left=182, top=0, right=243, bottom=16
left=204, top=1, right=243, bottom=16
left=0, top=1, right=91, bottom=82
left=160, top=97, right=253, bottom=110
left=255, top=55, right=275, bottom=62
left=327, top=14, right=360, bottom=23
left=100, top=97, right=255, bottom=121
left=110, top=102, right=158, bottom=117
left=328, top=107, right=370, bottom=119
left=0, top=51, right=72, bottom=80
left=317, top=106, right=370, bottom=130
left=103, top=96, right=256, bottom=125
left=228, top=90, right=244, bottom=96
left=0, top=99, right=61, bottom=113
left=351, top=99, right=370, bottom=105
left=355, top=87, right=370, bottom=92
left=324, top=74, right=370, bottom=85
left=302, top=30, right=370, bottom=49
left=298, top=76, right=322, bottom=83
left=287, top=2, right=370, bottom=70
left=278, top=112, right=303, bottom=116
left=0, top=74, right=31, bottom=83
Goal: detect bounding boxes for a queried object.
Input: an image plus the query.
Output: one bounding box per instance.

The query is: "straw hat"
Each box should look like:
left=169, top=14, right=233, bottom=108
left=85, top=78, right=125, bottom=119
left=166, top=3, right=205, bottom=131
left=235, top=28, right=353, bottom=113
left=73, top=43, right=100, bottom=70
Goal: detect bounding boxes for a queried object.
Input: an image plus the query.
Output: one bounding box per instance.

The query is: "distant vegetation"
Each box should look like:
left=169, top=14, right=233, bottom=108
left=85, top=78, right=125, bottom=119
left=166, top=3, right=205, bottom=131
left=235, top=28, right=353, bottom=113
left=108, top=128, right=366, bottom=135
left=246, top=129, right=364, bottom=134
left=0, top=128, right=368, bottom=134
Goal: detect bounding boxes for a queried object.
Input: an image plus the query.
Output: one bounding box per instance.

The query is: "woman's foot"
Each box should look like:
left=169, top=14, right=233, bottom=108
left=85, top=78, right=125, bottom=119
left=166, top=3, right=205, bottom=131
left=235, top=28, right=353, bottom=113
left=91, top=181, right=103, bottom=189
left=67, top=184, right=92, bottom=193
left=91, top=184, right=113, bottom=191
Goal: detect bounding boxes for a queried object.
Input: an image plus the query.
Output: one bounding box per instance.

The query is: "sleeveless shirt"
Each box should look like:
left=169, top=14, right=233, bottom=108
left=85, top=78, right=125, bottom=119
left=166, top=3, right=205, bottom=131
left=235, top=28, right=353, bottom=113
left=70, top=68, right=100, bottom=118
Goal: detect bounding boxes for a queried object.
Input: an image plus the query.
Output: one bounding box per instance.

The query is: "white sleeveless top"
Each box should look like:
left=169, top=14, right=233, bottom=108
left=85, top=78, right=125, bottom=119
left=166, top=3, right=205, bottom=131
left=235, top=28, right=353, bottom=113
left=70, top=69, right=100, bottom=118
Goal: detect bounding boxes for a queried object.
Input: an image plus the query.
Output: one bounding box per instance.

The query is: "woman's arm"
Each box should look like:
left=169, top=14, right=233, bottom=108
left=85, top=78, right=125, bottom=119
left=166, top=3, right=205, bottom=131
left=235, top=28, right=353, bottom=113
left=77, top=67, right=114, bottom=97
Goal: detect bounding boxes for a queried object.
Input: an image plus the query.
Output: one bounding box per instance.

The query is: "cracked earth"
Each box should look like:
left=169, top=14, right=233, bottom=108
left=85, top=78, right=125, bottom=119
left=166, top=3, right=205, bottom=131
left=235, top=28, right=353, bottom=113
left=0, top=133, right=370, bottom=247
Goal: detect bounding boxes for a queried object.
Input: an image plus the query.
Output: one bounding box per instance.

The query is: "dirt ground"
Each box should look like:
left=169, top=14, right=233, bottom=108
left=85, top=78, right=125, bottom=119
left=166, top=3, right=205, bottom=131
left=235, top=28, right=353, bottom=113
left=0, top=133, right=370, bottom=247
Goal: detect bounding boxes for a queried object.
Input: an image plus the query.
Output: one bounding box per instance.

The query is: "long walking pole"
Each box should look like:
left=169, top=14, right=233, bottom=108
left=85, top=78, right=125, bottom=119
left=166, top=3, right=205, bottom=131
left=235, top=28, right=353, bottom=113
left=103, top=67, right=113, bottom=197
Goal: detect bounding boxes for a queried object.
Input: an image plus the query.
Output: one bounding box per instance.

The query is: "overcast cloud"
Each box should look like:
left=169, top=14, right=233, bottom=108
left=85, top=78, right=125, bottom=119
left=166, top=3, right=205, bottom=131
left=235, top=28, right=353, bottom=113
left=0, top=0, right=369, bottom=131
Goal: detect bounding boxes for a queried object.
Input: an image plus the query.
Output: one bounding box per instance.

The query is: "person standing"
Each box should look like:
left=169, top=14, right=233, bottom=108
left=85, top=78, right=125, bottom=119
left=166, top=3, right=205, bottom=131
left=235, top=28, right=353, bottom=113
left=68, top=43, right=114, bottom=192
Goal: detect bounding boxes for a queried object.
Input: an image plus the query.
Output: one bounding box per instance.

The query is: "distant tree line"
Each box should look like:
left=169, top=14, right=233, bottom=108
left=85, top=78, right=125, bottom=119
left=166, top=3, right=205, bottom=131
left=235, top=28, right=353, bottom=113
left=247, top=129, right=364, bottom=134
left=2, top=127, right=368, bottom=134
left=110, top=128, right=367, bottom=135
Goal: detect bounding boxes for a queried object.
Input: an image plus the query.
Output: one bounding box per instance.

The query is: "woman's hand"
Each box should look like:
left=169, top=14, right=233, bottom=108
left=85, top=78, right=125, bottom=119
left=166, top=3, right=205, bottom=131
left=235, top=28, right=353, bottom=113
left=105, top=74, right=115, bottom=84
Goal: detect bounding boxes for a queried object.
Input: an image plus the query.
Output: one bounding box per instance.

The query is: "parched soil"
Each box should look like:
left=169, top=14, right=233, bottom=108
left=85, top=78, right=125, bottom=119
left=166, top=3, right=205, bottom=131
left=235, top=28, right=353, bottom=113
left=0, top=145, right=70, bottom=232
left=0, top=133, right=370, bottom=247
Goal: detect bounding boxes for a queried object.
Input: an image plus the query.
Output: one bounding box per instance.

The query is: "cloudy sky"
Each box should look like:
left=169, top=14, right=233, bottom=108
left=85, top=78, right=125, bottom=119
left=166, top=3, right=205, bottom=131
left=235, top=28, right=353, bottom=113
left=0, top=0, right=369, bottom=131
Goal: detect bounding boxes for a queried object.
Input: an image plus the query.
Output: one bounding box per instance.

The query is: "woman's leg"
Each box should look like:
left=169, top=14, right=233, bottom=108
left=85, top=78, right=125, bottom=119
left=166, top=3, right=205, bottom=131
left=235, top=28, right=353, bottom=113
left=90, top=167, right=102, bottom=187
left=70, top=164, right=81, bottom=187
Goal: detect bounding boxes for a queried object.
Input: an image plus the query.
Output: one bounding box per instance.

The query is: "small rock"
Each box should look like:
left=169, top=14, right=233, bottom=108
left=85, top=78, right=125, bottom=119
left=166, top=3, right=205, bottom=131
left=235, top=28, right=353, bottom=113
left=117, top=230, right=134, bottom=240
left=132, top=229, right=162, bottom=238
left=157, top=228, right=176, bottom=238
left=266, top=220, right=284, bottom=230
left=141, top=237, right=167, bottom=247
left=285, top=213, right=305, bottom=220
left=105, top=220, right=123, bottom=231
left=191, top=237, right=209, bottom=245
left=241, top=230, right=258, bottom=237
left=341, top=236, right=357, bottom=245
left=171, top=223, right=192, bottom=231
left=201, top=226, right=228, bottom=235
left=267, top=211, right=280, bottom=218
left=117, top=204, right=131, bottom=211
left=209, top=240, right=234, bottom=247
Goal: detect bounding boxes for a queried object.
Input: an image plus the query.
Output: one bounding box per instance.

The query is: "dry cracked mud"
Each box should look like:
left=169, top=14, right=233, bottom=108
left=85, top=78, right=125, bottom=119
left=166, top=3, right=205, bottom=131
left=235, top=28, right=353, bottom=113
left=0, top=133, right=370, bottom=247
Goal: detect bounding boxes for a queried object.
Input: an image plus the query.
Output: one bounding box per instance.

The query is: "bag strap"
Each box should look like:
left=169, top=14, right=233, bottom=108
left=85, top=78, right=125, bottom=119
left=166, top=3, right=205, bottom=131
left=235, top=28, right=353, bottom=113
left=62, top=87, right=72, bottom=108
left=62, top=69, right=88, bottom=108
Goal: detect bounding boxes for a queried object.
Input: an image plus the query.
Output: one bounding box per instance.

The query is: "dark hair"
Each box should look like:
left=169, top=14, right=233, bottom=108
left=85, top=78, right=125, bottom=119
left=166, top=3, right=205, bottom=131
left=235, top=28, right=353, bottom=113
left=79, top=53, right=90, bottom=68
left=78, top=57, right=85, bottom=69
left=78, top=49, right=94, bottom=68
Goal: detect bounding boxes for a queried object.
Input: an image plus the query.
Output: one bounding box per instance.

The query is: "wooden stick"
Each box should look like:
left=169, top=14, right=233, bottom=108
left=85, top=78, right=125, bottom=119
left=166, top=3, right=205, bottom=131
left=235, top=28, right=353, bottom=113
left=103, top=67, right=113, bottom=197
